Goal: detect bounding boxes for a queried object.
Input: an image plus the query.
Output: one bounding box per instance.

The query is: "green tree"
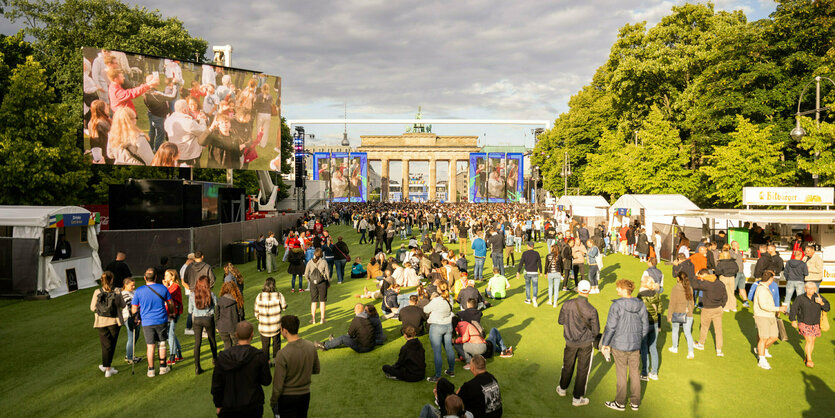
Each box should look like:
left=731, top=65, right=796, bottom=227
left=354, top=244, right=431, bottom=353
left=0, top=56, right=91, bottom=204
left=797, top=116, right=835, bottom=186
left=582, top=126, right=632, bottom=199
left=630, top=107, right=696, bottom=195
left=700, top=115, right=793, bottom=207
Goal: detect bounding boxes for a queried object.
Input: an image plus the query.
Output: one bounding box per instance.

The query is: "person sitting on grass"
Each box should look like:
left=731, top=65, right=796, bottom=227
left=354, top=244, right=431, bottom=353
left=351, top=257, right=368, bottom=279
left=458, top=299, right=483, bottom=324
left=399, top=295, right=428, bottom=336
left=419, top=377, right=457, bottom=418
left=486, top=267, right=510, bottom=300
left=444, top=395, right=473, bottom=418
left=453, top=319, right=487, bottom=367
left=457, top=355, right=503, bottom=418
left=383, top=326, right=426, bottom=382
left=383, top=283, right=402, bottom=318
left=367, top=258, right=384, bottom=281
left=316, top=303, right=375, bottom=353
left=457, top=279, right=489, bottom=310
left=366, top=305, right=387, bottom=345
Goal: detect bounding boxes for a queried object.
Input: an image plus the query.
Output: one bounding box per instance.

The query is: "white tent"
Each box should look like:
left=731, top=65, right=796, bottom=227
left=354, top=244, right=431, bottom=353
left=0, top=206, right=102, bottom=297
left=556, top=195, right=610, bottom=217
left=609, top=194, right=701, bottom=233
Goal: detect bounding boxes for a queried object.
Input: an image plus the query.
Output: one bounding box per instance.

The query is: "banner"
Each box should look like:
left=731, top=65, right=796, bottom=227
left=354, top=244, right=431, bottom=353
left=330, top=152, right=350, bottom=201
left=487, top=152, right=506, bottom=202
left=505, top=153, right=523, bottom=202
left=82, top=47, right=282, bottom=171
left=742, top=187, right=834, bottom=206
left=469, top=153, right=487, bottom=203
left=349, top=153, right=368, bottom=202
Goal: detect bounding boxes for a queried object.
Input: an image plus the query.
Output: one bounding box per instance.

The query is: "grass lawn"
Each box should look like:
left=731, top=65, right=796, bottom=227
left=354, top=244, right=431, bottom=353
left=0, top=224, right=832, bottom=417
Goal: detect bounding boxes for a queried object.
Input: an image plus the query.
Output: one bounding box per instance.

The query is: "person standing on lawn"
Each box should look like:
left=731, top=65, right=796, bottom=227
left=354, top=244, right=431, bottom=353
left=602, top=279, right=649, bottom=412
left=783, top=250, right=809, bottom=307
left=91, top=271, right=126, bottom=378
left=729, top=241, right=750, bottom=308
left=556, top=280, right=598, bottom=407
left=638, top=277, right=662, bottom=381
left=132, top=268, right=173, bottom=378
left=306, top=248, right=330, bottom=324
left=271, top=315, right=321, bottom=418
left=805, top=246, right=823, bottom=291
left=752, top=271, right=787, bottom=370
left=253, top=234, right=267, bottom=272
left=424, top=282, right=457, bottom=382
left=518, top=241, right=542, bottom=307
left=471, top=231, right=487, bottom=281
left=333, top=236, right=351, bottom=284
left=254, top=277, right=288, bottom=364
left=790, top=281, right=830, bottom=368
left=211, top=322, right=271, bottom=417
left=667, top=272, right=695, bottom=359
left=265, top=231, right=279, bottom=274
left=691, top=269, right=728, bottom=356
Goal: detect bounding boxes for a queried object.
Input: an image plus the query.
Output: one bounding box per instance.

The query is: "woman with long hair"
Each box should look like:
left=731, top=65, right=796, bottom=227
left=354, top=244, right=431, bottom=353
left=305, top=247, right=329, bottom=324
left=223, top=262, right=245, bottom=294
left=254, top=277, right=287, bottom=364
left=667, top=271, right=695, bottom=359
left=544, top=244, right=563, bottom=306
left=87, top=99, right=111, bottom=164
left=90, top=271, right=125, bottom=377
left=189, top=275, right=217, bottom=375
left=162, top=269, right=184, bottom=364
left=150, top=142, right=179, bottom=167
left=107, top=107, right=154, bottom=165
left=423, top=281, right=456, bottom=382
left=217, top=281, right=245, bottom=350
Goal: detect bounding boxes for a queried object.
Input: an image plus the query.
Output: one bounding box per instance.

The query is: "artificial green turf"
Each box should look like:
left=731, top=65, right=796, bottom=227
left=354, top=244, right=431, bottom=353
left=0, top=225, right=833, bottom=417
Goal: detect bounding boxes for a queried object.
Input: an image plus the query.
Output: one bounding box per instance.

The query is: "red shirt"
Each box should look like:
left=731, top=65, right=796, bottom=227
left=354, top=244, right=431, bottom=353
left=167, top=282, right=183, bottom=315
left=108, top=81, right=151, bottom=112
left=286, top=237, right=301, bottom=249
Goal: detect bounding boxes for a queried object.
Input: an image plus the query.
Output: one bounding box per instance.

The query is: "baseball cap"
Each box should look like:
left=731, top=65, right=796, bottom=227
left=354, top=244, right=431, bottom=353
left=577, top=280, right=591, bottom=294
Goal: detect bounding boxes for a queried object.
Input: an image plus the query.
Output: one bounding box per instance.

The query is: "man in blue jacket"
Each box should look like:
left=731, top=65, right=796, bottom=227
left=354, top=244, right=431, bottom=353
left=601, top=279, right=649, bottom=412
left=471, top=230, right=487, bottom=281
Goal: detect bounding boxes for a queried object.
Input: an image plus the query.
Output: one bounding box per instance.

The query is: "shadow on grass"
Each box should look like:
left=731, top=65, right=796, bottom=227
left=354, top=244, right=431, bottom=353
left=802, top=371, right=833, bottom=417
left=690, top=380, right=703, bottom=417
left=586, top=353, right=614, bottom=392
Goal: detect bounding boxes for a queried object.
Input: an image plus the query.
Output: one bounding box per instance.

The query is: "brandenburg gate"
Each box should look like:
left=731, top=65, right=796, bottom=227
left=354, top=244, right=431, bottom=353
left=357, top=133, right=480, bottom=202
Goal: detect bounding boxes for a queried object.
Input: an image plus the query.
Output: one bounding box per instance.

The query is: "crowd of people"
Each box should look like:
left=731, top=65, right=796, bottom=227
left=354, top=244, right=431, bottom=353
left=83, top=48, right=282, bottom=169
left=87, top=201, right=831, bottom=416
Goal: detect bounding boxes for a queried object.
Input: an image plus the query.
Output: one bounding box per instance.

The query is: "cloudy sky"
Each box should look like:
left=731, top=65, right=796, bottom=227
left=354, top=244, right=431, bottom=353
left=2, top=0, right=776, bottom=148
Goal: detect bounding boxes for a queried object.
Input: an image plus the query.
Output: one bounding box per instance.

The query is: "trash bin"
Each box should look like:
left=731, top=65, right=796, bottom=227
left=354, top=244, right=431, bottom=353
left=228, top=242, right=248, bottom=265
left=245, top=239, right=256, bottom=262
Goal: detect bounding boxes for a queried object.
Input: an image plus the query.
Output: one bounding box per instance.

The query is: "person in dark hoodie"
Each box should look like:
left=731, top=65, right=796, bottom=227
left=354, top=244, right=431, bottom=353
left=252, top=234, right=267, bottom=272
left=317, top=303, right=375, bottom=353
left=211, top=321, right=270, bottom=417
left=556, top=280, right=598, bottom=407
left=366, top=305, right=387, bottom=345
left=217, top=281, right=245, bottom=351
left=419, top=377, right=457, bottom=418
left=690, top=269, right=728, bottom=356
left=602, top=279, right=649, bottom=412
left=184, top=251, right=216, bottom=292
left=383, top=325, right=426, bottom=382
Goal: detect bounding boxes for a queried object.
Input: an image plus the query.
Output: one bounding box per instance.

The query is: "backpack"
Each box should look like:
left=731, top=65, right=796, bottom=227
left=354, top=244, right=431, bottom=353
left=484, top=340, right=495, bottom=359
left=96, top=290, right=121, bottom=318
left=308, top=265, right=325, bottom=285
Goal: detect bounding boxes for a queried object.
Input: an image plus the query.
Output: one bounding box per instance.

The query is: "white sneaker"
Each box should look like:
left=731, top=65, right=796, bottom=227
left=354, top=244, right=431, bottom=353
left=105, top=368, right=118, bottom=377
left=693, top=343, right=705, bottom=350
left=716, top=350, right=724, bottom=357
left=184, top=329, right=195, bottom=336
left=765, top=349, right=772, bottom=358
left=147, top=369, right=156, bottom=378
left=556, top=386, right=566, bottom=397
left=159, top=366, right=171, bottom=375
left=648, top=373, right=658, bottom=380
left=533, top=300, right=539, bottom=308
left=758, top=359, right=771, bottom=370
left=686, top=353, right=694, bottom=359
left=98, top=365, right=107, bottom=373
left=668, top=347, right=678, bottom=354
left=572, top=397, right=590, bottom=406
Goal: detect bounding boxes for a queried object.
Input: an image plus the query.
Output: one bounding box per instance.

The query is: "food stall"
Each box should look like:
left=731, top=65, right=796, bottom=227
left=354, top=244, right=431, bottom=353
left=0, top=206, right=103, bottom=297
left=555, top=195, right=610, bottom=227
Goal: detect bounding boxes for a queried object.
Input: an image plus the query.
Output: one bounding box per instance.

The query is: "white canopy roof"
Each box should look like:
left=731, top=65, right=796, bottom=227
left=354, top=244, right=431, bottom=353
left=557, top=195, right=610, bottom=208
left=611, top=194, right=699, bottom=214
left=674, top=209, right=835, bottom=225
left=0, top=206, right=92, bottom=228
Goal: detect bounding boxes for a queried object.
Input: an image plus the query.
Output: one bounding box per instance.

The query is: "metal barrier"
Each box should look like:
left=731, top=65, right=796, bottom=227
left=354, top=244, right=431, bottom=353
left=98, top=214, right=301, bottom=274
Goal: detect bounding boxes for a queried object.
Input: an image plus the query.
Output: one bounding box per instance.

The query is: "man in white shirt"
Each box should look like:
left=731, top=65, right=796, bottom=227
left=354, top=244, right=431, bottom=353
left=91, top=50, right=111, bottom=102
left=164, top=100, right=207, bottom=167
left=202, top=64, right=218, bottom=87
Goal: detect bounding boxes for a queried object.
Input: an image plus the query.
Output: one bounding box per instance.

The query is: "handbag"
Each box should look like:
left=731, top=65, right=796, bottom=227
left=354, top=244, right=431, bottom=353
left=821, top=309, right=830, bottom=333
left=671, top=312, right=687, bottom=324
left=147, top=285, right=176, bottom=320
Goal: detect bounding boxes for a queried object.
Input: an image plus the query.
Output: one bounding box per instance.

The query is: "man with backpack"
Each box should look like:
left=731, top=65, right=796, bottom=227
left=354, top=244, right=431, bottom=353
left=556, top=280, right=598, bottom=407
left=132, top=268, right=174, bottom=378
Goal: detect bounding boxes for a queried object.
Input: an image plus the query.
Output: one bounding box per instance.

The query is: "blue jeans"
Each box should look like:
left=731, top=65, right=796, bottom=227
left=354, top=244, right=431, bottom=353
left=324, top=334, right=371, bottom=353
left=148, top=113, right=167, bottom=152
left=291, top=274, right=302, bottom=290
left=671, top=316, right=694, bottom=354
left=514, top=237, right=522, bottom=252
left=282, top=248, right=289, bottom=262
left=524, top=272, right=539, bottom=301
left=334, top=259, right=347, bottom=283
left=547, top=272, right=562, bottom=303
left=474, top=257, right=485, bottom=280
left=588, top=264, right=600, bottom=287
left=168, top=315, right=182, bottom=359
left=640, top=320, right=659, bottom=375
left=397, top=292, right=416, bottom=309
left=784, top=281, right=805, bottom=306
left=492, top=252, right=504, bottom=275
left=486, top=328, right=507, bottom=352
left=326, top=258, right=335, bottom=280
left=429, top=323, right=455, bottom=377
left=125, top=325, right=141, bottom=359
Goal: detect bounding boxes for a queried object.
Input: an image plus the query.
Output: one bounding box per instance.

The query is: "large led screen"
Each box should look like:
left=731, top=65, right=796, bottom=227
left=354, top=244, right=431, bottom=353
left=82, top=47, right=282, bottom=170
left=505, top=153, right=523, bottom=202
left=487, top=152, right=505, bottom=203
left=469, top=153, right=486, bottom=203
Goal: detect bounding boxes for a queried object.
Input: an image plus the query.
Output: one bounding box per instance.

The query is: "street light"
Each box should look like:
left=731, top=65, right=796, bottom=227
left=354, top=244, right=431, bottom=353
left=790, top=76, right=835, bottom=186
left=560, top=151, right=572, bottom=196
left=532, top=165, right=541, bottom=212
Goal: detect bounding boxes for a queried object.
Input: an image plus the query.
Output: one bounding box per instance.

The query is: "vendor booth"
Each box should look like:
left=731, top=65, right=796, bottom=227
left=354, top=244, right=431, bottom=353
left=609, top=194, right=701, bottom=260
left=0, top=206, right=102, bottom=297
left=555, top=195, right=610, bottom=227
left=674, top=187, right=835, bottom=288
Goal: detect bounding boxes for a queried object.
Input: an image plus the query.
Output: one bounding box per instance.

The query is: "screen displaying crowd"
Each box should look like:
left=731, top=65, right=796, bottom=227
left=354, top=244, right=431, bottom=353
left=82, top=47, right=283, bottom=170
left=313, top=152, right=369, bottom=202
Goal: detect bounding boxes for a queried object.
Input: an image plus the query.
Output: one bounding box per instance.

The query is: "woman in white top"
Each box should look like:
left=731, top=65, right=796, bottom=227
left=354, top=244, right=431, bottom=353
left=423, top=282, right=456, bottom=382
left=107, top=107, right=153, bottom=165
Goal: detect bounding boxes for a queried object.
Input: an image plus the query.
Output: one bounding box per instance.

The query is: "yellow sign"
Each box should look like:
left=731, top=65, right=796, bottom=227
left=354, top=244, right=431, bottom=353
left=743, top=187, right=834, bottom=206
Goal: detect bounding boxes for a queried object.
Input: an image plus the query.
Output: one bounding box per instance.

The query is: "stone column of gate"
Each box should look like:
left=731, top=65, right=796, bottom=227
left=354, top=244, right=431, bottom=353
left=448, top=160, right=457, bottom=203
left=429, top=158, right=437, bottom=201
left=380, top=158, right=389, bottom=202
left=402, top=159, right=409, bottom=202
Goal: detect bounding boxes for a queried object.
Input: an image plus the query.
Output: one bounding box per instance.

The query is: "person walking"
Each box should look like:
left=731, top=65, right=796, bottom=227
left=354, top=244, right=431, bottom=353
left=333, top=236, right=350, bottom=284
left=254, top=277, right=288, bottom=364
left=602, top=279, right=649, bottom=412
left=753, top=271, right=788, bottom=370
left=556, top=280, right=598, bottom=407
left=561, top=238, right=574, bottom=291
left=91, top=272, right=126, bottom=378
left=805, top=246, right=823, bottom=291
left=518, top=241, right=542, bottom=307
left=790, top=281, right=830, bottom=368
left=424, top=282, right=456, bottom=382
left=271, top=315, right=320, bottom=418
left=783, top=250, right=809, bottom=307
left=691, top=270, right=728, bottom=356
left=217, top=281, right=245, bottom=351
left=132, top=268, right=173, bottom=378
left=211, top=322, right=271, bottom=417
left=306, top=248, right=330, bottom=324
left=667, top=272, right=695, bottom=359
left=190, top=276, right=218, bottom=375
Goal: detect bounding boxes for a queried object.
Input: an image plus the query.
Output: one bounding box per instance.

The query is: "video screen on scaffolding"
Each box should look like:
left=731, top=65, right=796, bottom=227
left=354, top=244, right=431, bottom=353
left=313, top=152, right=368, bottom=202
left=82, top=47, right=282, bottom=171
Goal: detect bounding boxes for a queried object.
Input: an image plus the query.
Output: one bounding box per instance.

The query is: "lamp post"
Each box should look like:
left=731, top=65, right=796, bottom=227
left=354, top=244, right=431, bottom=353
left=532, top=165, right=541, bottom=212
left=790, top=76, right=835, bottom=186
left=560, top=151, right=572, bottom=196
